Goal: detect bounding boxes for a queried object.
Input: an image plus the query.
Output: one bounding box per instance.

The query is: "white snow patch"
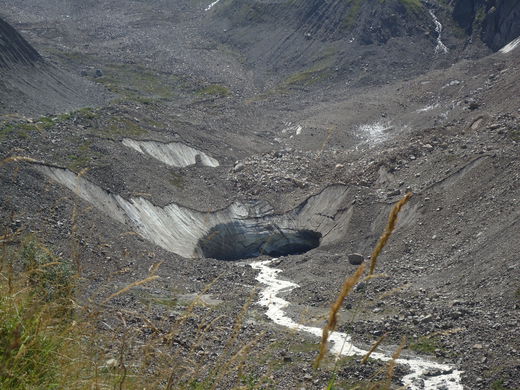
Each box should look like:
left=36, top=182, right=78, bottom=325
left=205, top=0, right=221, bottom=11
left=358, top=122, right=392, bottom=145
left=417, top=103, right=440, bottom=113
left=442, top=80, right=462, bottom=89
left=429, top=10, right=448, bottom=54
left=251, top=259, right=464, bottom=390
left=281, top=123, right=303, bottom=136
left=499, top=37, right=520, bottom=54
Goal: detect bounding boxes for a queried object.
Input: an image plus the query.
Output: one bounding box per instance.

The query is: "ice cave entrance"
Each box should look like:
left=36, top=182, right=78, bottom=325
left=197, top=222, right=321, bottom=261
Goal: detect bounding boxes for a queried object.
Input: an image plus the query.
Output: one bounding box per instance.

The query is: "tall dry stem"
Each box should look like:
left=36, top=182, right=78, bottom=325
left=384, top=336, right=407, bottom=388
left=361, top=333, right=387, bottom=364
left=314, top=263, right=366, bottom=368
left=369, top=192, right=412, bottom=275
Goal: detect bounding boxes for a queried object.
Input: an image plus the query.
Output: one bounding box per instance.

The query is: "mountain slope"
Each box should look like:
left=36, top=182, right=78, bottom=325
left=0, top=15, right=108, bottom=116
left=453, top=0, right=520, bottom=50
left=0, top=16, right=41, bottom=68
left=207, top=0, right=476, bottom=89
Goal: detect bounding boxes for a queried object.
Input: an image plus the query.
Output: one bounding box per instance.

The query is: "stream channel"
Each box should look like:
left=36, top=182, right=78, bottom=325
left=251, top=259, right=463, bottom=390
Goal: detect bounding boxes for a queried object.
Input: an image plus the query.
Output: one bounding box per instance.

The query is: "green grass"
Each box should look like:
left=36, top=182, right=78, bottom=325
left=491, top=380, right=515, bottom=390
left=409, top=336, right=439, bottom=354
left=66, top=140, right=102, bottom=171
left=343, top=0, right=363, bottom=30
left=94, top=116, right=148, bottom=138
left=0, top=237, right=74, bottom=389
left=196, top=84, right=232, bottom=97
left=398, top=0, right=423, bottom=13
left=279, top=48, right=336, bottom=91
left=0, top=108, right=99, bottom=142
left=93, top=63, right=197, bottom=103
left=0, top=116, right=55, bottom=141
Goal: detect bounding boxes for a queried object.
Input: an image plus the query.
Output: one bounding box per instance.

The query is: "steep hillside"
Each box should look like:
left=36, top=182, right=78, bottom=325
left=209, top=0, right=455, bottom=87
left=1, top=1, right=519, bottom=389
left=453, top=0, right=520, bottom=50
left=0, top=16, right=41, bottom=68
left=0, top=16, right=108, bottom=116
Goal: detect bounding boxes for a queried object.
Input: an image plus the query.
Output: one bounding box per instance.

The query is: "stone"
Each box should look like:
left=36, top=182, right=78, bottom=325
left=348, top=253, right=364, bottom=265
left=105, top=358, right=118, bottom=368
left=387, top=189, right=401, bottom=197
left=233, top=162, right=245, bottom=172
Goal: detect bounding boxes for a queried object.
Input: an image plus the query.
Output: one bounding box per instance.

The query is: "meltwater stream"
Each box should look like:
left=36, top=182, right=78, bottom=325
left=429, top=10, right=448, bottom=55
left=251, top=259, right=463, bottom=389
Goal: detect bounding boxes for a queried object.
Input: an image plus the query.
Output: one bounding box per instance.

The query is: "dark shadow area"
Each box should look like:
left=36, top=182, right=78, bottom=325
left=197, top=222, right=321, bottom=261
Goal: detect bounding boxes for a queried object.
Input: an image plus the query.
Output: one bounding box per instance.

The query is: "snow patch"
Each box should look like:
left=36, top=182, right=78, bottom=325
left=251, top=259, right=464, bottom=390
left=358, top=122, right=392, bottom=145
left=205, top=0, right=221, bottom=11
left=499, top=37, right=520, bottom=54
left=281, top=122, right=303, bottom=136
left=417, top=103, right=440, bottom=113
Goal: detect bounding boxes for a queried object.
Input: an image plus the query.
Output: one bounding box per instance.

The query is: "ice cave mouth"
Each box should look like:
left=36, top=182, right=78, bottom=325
left=196, top=223, right=322, bottom=261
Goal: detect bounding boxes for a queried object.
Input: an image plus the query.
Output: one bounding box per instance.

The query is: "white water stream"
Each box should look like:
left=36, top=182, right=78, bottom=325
left=205, top=0, right=221, bottom=11
left=429, top=10, right=448, bottom=55
left=251, top=259, right=463, bottom=389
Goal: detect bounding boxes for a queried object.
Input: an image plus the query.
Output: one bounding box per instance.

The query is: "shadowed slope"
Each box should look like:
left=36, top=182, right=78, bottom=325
left=0, top=16, right=109, bottom=116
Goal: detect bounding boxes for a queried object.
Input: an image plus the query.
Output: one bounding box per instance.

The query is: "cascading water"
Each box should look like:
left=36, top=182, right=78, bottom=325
left=429, top=10, right=448, bottom=55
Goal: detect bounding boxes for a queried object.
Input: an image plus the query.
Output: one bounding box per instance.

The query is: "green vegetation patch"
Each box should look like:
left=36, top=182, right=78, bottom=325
left=409, top=336, right=439, bottom=354
left=282, top=52, right=336, bottom=88
left=343, top=0, right=363, bottom=30
left=0, top=237, right=74, bottom=389
left=398, top=0, right=423, bottom=14
left=66, top=140, right=103, bottom=171
left=95, top=115, right=148, bottom=139
left=196, top=84, right=232, bottom=97
left=94, top=63, right=195, bottom=103
left=0, top=115, right=56, bottom=141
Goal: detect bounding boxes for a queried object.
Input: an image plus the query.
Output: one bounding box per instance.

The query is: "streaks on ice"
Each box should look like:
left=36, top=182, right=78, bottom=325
left=122, top=138, right=219, bottom=168
left=500, top=37, right=520, bottom=54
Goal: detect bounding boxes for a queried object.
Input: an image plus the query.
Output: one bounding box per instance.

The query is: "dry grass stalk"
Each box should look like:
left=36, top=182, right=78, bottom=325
left=100, top=275, right=159, bottom=305
left=424, top=327, right=464, bottom=338
left=209, top=331, right=266, bottom=390
left=314, top=263, right=366, bottom=369
left=0, top=156, right=39, bottom=168
left=369, top=192, right=412, bottom=275
left=385, top=336, right=407, bottom=388
left=361, top=333, right=388, bottom=364
left=378, top=283, right=411, bottom=300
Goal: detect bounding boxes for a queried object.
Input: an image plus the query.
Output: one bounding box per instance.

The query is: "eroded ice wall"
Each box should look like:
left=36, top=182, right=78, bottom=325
left=36, top=165, right=353, bottom=259
left=122, top=139, right=219, bottom=168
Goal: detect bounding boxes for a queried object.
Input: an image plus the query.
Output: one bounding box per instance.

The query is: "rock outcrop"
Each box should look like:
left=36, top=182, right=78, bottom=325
left=453, top=0, right=520, bottom=50
left=0, top=15, right=108, bottom=116
left=0, top=16, right=41, bottom=68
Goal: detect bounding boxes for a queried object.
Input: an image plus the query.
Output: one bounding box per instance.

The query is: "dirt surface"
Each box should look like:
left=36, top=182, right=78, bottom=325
left=1, top=1, right=519, bottom=389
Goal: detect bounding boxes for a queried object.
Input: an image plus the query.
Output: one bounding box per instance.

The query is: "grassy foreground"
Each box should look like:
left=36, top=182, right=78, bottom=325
left=0, top=191, right=424, bottom=390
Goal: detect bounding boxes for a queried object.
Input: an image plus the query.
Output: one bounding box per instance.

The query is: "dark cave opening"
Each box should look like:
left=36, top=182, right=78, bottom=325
left=197, top=222, right=322, bottom=261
